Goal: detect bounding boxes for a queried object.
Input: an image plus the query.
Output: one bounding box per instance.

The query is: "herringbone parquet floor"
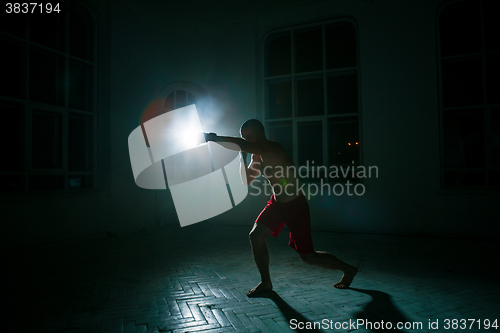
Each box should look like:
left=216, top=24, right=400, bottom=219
left=3, top=223, right=499, bottom=333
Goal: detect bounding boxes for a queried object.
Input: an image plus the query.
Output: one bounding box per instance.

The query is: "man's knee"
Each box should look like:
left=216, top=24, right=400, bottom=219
left=249, top=230, right=265, bottom=243
left=249, top=224, right=270, bottom=243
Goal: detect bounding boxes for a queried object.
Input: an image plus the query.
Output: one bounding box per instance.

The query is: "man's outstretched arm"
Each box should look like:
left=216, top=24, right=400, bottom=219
left=205, top=133, right=265, bottom=155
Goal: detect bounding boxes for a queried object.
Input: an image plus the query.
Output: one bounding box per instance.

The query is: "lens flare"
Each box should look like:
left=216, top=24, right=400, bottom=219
left=181, top=130, right=204, bottom=149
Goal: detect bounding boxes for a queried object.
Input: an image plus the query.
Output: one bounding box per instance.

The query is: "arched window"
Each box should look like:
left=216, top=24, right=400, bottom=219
left=164, top=90, right=197, bottom=111
left=0, top=1, right=97, bottom=192
left=158, top=81, right=207, bottom=115
left=438, top=0, right=500, bottom=188
left=263, top=19, right=361, bottom=182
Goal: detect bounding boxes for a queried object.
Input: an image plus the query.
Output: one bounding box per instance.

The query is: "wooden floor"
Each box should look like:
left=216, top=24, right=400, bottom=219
left=3, top=223, right=500, bottom=332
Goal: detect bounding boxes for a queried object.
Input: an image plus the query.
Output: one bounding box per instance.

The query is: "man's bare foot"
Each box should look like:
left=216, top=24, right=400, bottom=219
left=334, top=266, right=358, bottom=289
left=247, top=281, right=273, bottom=297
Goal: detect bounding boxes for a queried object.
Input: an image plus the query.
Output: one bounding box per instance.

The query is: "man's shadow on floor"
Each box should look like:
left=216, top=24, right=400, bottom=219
left=255, top=288, right=411, bottom=333
left=349, top=287, right=410, bottom=332
left=257, top=291, right=322, bottom=332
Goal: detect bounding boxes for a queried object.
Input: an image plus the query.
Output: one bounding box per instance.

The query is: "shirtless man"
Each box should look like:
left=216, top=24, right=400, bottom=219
left=205, top=119, right=357, bottom=297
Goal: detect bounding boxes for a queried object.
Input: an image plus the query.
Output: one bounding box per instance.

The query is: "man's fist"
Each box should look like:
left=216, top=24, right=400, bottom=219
left=204, top=132, right=218, bottom=142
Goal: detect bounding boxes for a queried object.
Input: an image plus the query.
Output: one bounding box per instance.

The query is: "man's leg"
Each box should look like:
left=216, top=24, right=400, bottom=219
left=300, top=251, right=358, bottom=289
left=247, top=223, right=274, bottom=297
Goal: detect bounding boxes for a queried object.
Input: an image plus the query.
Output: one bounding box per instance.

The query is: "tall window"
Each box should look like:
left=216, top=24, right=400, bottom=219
left=263, top=19, right=361, bottom=182
left=0, top=1, right=96, bottom=192
left=438, top=0, right=499, bottom=189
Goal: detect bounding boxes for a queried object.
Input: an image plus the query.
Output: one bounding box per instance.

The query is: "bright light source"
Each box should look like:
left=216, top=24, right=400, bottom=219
left=181, top=129, right=204, bottom=149
left=182, top=130, right=200, bottom=147
left=348, top=142, right=351, bottom=145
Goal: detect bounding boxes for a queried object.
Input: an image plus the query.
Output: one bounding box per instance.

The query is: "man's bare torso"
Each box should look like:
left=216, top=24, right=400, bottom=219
left=257, top=141, right=301, bottom=203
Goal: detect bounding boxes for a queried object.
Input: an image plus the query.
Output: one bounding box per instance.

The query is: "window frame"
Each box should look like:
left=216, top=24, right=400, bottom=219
left=261, top=18, right=362, bottom=182
left=437, top=0, right=500, bottom=190
left=0, top=0, right=98, bottom=193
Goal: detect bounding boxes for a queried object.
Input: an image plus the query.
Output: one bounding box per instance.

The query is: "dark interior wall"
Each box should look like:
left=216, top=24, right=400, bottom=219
left=109, top=0, right=500, bottom=239
left=3, top=0, right=498, bottom=251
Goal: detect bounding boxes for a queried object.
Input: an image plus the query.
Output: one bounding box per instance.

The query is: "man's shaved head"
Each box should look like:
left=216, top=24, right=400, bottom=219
left=240, top=119, right=264, bottom=135
left=240, top=119, right=266, bottom=143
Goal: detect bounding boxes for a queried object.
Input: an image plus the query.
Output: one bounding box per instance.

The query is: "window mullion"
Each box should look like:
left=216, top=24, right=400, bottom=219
left=322, top=23, right=327, bottom=118
left=291, top=29, right=298, bottom=165
left=25, top=18, right=30, bottom=102
left=24, top=103, right=29, bottom=191
left=92, top=4, right=98, bottom=188
left=293, top=118, right=297, bottom=166
left=64, top=57, right=68, bottom=108
left=322, top=24, right=328, bottom=166
left=92, top=99, right=97, bottom=189
left=291, top=29, right=295, bottom=118
left=479, top=0, right=489, bottom=186
left=437, top=4, right=445, bottom=189
left=25, top=17, right=30, bottom=191
left=63, top=112, right=68, bottom=190
left=356, top=22, right=362, bottom=170
left=27, top=106, right=33, bottom=176
left=322, top=118, right=327, bottom=167
left=64, top=5, right=70, bottom=190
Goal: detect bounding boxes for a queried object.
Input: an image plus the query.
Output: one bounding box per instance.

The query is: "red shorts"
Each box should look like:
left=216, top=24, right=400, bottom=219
left=255, top=194, right=314, bottom=254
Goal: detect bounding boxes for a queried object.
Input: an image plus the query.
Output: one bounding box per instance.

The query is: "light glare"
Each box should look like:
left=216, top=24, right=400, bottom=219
left=181, top=129, right=204, bottom=149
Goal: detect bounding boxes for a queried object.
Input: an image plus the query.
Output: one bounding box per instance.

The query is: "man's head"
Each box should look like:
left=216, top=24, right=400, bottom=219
left=240, top=119, right=266, bottom=143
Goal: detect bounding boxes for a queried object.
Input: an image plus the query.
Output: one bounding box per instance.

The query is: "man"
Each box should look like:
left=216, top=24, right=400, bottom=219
left=205, top=119, right=357, bottom=297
